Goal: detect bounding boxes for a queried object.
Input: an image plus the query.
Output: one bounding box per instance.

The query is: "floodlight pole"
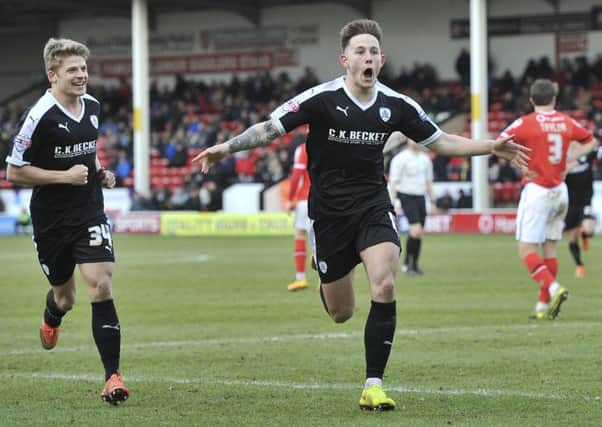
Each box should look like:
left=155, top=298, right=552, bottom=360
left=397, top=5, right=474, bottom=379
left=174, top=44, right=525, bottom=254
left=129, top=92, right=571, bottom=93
left=132, top=0, right=151, bottom=197
left=470, top=0, right=490, bottom=211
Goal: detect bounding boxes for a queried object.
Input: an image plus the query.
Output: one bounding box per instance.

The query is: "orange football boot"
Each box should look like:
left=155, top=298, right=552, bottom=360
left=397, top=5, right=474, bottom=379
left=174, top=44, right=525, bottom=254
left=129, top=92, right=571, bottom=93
left=101, top=371, right=130, bottom=405
left=39, top=321, right=60, bottom=350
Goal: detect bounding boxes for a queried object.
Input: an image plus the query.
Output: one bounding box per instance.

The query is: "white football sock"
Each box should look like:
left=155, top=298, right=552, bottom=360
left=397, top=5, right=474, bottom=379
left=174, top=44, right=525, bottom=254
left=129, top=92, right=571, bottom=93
left=364, top=377, right=382, bottom=389
left=548, top=282, right=560, bottom=298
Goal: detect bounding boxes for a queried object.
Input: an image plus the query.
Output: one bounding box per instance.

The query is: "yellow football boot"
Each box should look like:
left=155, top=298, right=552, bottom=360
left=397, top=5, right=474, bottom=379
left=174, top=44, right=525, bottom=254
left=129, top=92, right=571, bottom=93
left=287, top=279, right=308, bottom=292
left=548, top=287, right=569, bottom=320
left=359, top=385, right=396, bottom=411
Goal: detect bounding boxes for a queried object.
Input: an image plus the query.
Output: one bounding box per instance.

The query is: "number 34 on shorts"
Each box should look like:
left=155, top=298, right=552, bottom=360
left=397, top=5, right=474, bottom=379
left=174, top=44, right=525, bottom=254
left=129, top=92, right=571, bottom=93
left=88, top=223, right=113, bottom=250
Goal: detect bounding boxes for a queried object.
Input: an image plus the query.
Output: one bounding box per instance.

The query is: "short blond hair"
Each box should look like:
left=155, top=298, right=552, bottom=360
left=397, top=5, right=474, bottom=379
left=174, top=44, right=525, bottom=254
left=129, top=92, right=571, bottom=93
left=43, top=38, right=89, bottom=71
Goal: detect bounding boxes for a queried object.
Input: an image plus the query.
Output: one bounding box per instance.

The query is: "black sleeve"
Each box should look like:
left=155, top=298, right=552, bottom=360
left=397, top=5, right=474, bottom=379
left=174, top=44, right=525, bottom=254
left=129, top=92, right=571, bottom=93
left=396, top=97, right=442, bottom=146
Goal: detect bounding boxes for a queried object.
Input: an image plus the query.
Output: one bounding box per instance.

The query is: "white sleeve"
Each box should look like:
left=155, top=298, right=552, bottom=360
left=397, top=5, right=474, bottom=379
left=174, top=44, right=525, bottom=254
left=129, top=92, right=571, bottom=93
left=426, top=156, right=434, bottom=183
left=5, top=111, right=39, bottom=167
left=388, top=154, right=403, bottom=186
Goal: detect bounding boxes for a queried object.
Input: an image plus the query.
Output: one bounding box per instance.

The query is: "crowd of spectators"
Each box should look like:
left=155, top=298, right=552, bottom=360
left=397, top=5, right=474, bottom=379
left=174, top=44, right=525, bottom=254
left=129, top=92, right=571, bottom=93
left=1, top=53, right=601, bottom=212
left=427, top=52, right=602, bottom=201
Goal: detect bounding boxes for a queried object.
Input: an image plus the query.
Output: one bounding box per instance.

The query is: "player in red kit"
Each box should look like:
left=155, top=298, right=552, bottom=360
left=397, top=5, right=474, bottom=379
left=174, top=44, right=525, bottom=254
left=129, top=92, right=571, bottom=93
left=286, top=143, right=312, bottom=291
left=500, top=79, right=595, bottom=320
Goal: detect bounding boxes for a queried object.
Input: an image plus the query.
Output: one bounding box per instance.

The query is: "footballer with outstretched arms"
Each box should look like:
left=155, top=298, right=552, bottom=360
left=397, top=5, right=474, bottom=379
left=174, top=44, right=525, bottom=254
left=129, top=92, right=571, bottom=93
left=193, top=19, right=529, bottom=411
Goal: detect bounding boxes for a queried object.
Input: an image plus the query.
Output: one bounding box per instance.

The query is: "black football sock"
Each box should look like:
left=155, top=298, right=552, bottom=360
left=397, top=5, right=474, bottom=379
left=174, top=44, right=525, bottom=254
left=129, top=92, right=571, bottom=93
left=44, top=290, right=66, bottom=328
left=364, top=301, right=396, bottom=379
left=413, top=238, right=422, bottom=269
left=92, top=299, right=121, bottom=381
left=405, top=237, right=417, bottom=268
left=569, top=242, right=582, bottom=266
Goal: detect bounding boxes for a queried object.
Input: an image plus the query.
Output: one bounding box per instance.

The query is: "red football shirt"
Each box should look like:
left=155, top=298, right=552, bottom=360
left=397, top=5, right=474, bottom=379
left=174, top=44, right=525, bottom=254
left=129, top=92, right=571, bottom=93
left=289, top=143, right=310, bottom=202
left=501, top=110, right=593, bottom=188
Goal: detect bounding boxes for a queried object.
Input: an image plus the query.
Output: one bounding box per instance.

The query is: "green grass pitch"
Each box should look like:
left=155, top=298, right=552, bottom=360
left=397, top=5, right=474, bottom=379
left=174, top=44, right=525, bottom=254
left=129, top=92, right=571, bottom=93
left=1, top=233, right=601, bottom=426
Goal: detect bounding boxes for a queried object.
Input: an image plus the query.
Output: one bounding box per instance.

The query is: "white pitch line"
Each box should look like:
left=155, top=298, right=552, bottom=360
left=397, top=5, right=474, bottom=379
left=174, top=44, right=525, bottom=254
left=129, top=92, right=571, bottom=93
left=2, top=321, right=599, bottom=356
left=120, top=254, right=211, bottom=265
left=1, top=372, right=598, bottom=402
left=0, top=252, right=212, bottom=264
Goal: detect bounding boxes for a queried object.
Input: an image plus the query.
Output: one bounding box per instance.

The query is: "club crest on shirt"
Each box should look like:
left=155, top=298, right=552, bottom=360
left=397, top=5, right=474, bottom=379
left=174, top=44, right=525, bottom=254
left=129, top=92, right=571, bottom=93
left=90, top=115, right=99, bottom=129
left=379, top=107, right=391, bottom=122
left=13, top=135, right=32, bottom=153
left=318, top=260, right=328, bottom=274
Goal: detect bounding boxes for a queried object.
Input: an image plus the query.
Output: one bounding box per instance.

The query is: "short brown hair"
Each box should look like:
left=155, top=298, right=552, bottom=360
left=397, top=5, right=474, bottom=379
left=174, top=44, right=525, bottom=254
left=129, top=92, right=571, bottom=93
left=340, top=19, right=383, bottom=51
left=529, top=79, right=558, bottom=106
left=43, top=38, right=89, bottom=72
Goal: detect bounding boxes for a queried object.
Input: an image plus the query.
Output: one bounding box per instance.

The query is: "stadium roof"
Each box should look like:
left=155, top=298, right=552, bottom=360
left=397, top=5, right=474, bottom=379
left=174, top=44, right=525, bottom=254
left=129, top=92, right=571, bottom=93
left=0, top=0, right=374, bottom=33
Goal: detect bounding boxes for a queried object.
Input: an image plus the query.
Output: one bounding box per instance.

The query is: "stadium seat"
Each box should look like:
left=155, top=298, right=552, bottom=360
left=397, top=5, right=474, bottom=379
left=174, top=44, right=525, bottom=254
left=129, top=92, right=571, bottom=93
left=148, top=177, right=165, bottom=190
left=492, top=183, right=504, bottom=204
left=511, top=182, right=521, bottom=202
left=488, top=120, right=502, bottom=132
left=171, top=176, right=185, bottom=186
left=151, top=158, right=169, bottom=167
left=235, top=158, right=256, bottom=176
left=501, top=182, right=514, bottom=202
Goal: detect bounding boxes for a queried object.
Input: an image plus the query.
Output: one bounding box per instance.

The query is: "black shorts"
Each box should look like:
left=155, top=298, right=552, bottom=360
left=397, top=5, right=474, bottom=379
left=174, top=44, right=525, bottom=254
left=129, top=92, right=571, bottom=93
left=312, top=206, right=400, bottom=283
left=33, top=217, right=115, bottom=286
left=564, top=205, right=594, bottom=231
left=398, top=193, right=427, bottom=226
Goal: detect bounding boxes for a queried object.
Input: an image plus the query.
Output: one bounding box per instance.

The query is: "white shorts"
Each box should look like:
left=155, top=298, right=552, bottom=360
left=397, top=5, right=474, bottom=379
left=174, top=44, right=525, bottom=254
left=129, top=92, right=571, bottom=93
left=294, top=200, right=310, bottom=231
left=516, top=182, right=568, bottom=243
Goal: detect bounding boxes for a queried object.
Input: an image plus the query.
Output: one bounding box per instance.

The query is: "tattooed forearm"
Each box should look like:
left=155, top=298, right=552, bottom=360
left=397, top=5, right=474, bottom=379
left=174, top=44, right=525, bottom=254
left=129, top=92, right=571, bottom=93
left=227, top=120, right=282, bottom=153
left=263, top=120, right=281, bottom=140
left=228, top=126, right=262, bottom=152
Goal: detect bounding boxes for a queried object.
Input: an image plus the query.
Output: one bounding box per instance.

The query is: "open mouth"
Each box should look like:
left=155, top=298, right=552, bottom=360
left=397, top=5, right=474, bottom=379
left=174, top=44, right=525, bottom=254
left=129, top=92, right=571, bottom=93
left=362, top=68, right=374, bottom=80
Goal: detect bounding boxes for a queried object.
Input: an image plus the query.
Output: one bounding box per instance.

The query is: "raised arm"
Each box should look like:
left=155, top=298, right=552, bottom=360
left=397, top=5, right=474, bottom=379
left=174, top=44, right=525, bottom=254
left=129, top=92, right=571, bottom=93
left=428, top=132, right=530, bottom=169
left=192, top=119, right=283, bottom=173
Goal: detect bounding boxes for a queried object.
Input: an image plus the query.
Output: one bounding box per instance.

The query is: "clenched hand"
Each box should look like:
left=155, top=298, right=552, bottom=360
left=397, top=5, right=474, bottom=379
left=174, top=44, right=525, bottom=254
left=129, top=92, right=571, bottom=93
left=66, top=164, right=89, bottom=185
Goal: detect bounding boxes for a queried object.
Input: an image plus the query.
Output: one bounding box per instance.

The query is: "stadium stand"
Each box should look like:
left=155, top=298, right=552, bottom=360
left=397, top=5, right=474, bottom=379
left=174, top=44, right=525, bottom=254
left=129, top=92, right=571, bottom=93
left=2, top=56, right=600, bottom=210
